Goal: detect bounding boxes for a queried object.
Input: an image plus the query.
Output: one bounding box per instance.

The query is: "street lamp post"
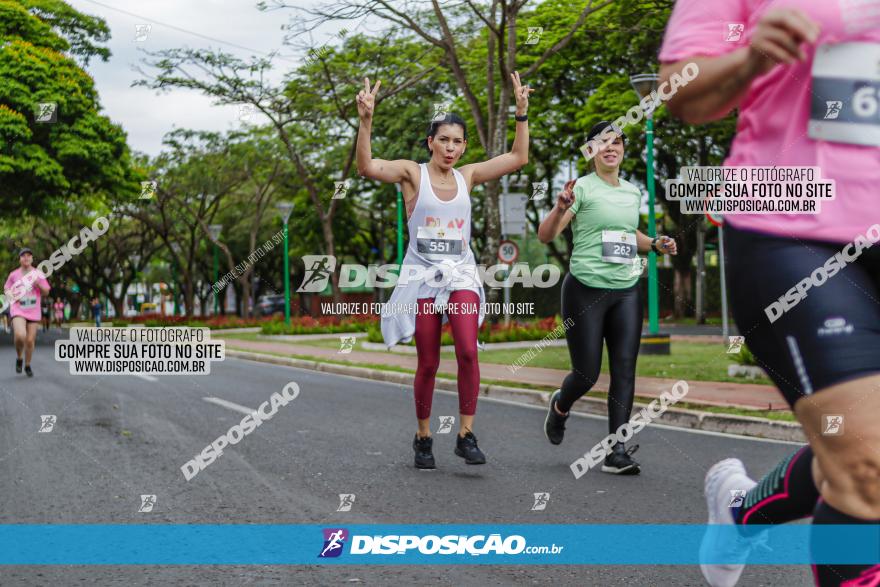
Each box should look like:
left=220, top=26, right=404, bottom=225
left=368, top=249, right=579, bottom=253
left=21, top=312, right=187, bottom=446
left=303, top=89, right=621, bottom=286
left=102, top=266, right=113, bottom=323
left=130, top=254, right=140, bottom=316
left=276, top=203, right=294, bottom=326
left=208, top=224, right=222, bottom=316
left=630, top=73, right=670, bottom=355
left=394, top=184, right=403, bottom=266
left=170, top=242, right=181, bottom=316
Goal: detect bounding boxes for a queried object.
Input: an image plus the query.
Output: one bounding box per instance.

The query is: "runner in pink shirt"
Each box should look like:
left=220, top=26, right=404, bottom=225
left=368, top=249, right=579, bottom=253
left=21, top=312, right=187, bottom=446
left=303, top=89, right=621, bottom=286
left=660, top=2, right=880, bottom=586
left=4, top=248, right=50, bottom=377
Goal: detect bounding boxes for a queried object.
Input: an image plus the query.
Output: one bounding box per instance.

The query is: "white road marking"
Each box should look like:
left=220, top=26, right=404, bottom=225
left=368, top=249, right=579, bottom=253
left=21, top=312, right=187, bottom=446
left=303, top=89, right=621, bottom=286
left=132, top=374, right=158, bottom=382
left=202, top=396, right=255, bottom=416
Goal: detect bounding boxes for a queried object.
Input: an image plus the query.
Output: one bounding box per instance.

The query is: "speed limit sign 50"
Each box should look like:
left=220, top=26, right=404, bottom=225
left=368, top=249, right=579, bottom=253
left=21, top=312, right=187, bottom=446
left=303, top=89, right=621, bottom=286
left=498, top=240, right=519, bottom=264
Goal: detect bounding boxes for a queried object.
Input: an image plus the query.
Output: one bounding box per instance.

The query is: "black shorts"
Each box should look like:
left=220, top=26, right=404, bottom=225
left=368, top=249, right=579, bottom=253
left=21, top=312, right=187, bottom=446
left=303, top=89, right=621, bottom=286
left=11, top=316, right=41, bottom=325
left=725, top=223, right=880, bottom=407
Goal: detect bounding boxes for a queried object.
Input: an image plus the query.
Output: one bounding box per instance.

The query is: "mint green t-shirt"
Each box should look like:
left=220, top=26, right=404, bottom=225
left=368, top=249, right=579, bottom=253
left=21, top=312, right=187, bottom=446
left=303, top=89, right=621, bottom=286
left=568, top=173, right=641, bottom=289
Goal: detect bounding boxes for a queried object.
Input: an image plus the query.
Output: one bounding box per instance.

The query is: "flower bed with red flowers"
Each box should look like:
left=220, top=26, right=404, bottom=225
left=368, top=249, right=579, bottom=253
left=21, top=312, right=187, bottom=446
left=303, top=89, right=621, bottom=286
left=260, top=314, right=378, bottom=335
left=112, top=314, right=280, bottom=329
left=365, top=315, right=564, bottom=345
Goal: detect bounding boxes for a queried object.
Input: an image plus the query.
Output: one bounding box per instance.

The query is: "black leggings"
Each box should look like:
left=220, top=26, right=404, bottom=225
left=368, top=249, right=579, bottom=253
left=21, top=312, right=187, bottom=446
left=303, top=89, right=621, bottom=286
left=557, top=273, right=642, bottom=436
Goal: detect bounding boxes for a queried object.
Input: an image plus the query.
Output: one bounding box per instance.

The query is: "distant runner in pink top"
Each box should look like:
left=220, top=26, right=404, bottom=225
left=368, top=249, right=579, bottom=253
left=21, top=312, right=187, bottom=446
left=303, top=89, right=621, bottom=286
left=4, top=248, right=50, bottom=377
left=659, top=3, right=880, bottom=587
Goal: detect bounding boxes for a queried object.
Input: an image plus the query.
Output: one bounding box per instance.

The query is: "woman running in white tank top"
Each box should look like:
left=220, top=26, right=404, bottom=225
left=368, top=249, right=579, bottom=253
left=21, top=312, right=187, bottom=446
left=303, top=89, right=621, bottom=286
left=356, top=73, right=534, bottom=469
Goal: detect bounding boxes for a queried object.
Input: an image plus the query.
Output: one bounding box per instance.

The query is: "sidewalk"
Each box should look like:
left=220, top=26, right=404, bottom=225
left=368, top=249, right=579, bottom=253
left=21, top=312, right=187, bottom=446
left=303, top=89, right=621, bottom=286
left=217, top=336, right=788, bottom=412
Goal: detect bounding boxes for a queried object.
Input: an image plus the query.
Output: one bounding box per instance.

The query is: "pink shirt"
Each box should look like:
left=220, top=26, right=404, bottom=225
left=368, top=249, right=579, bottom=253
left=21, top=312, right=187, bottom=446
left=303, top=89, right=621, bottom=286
left=660, top=0, right=880, bottom=243
left=4, top=267, right=50, bottom=322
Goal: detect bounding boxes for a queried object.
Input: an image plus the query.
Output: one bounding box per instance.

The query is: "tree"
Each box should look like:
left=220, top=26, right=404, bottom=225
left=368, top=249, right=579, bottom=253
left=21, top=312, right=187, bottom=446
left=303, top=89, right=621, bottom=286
left=0, top=0, right=135, bottom=216
left=129, top=131, right=247, bottom=316
left=203, top=128, right=288, bottom=317
left=135, top=30, right=437, bottom=302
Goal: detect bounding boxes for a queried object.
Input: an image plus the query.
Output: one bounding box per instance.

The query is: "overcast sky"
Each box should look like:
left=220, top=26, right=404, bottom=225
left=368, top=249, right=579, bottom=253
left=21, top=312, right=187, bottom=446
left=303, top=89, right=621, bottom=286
left=67, top=0, right=351, bottom=157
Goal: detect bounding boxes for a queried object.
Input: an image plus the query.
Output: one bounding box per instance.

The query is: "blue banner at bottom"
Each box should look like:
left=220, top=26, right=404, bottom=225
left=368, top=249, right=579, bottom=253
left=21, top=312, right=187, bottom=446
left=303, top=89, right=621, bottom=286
left=0, top=525, right=877, bottom=565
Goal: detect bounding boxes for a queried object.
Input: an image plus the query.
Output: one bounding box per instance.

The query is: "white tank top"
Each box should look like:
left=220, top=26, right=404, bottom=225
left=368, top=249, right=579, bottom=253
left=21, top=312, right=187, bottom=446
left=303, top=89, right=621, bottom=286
left=408, top=163, right=471, bottom=260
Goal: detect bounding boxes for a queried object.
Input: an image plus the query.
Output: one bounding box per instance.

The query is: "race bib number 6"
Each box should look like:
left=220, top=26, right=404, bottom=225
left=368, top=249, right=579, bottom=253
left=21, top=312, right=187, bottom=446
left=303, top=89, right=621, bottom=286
left=808, top=42, right=880, bottom=147
left=416, top=226, right=464, bottom=260
left=601, top=230, right=637, bottom=264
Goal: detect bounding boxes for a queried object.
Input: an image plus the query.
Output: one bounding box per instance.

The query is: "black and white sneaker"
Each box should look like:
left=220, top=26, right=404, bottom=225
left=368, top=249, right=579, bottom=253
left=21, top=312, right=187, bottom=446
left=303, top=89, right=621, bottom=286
left=24, top=365, right=33, bottom=377
left=413, top=434, right=436, bottom=469
left=544, top=389, right=569, bottom=445
left=15, top=359, right=22, bottom=374
left=601, top=443, right=640, bottom=475
left=454, top=431, right=486, bottom=464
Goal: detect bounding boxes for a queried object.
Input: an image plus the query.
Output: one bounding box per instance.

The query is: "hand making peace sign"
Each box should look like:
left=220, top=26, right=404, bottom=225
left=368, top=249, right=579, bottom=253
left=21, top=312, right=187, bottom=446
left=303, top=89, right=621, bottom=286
left=510, top=71, right=534, bottom=116
left=356, top=77, right=381, bottom=121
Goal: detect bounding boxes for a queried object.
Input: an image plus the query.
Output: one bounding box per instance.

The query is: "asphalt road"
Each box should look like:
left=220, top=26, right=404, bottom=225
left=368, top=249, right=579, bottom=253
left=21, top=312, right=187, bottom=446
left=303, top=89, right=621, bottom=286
left=0, top=329, right=811, bottom=586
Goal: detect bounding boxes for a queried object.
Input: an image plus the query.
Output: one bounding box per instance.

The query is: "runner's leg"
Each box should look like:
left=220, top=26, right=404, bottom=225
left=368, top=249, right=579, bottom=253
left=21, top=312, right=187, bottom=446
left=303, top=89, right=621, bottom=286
left=557, top=273, right=609, bottom=413
left=603, top=285, right=642, bottom=436
left=445, top=290, right=480, bottom=435
left=413, top=297, right=442, bottom=438
left=709, top=225, right=880, bottom=586
left=12, top=316, right=26, bottom=359
left=24, top=321, right=38, bottom=365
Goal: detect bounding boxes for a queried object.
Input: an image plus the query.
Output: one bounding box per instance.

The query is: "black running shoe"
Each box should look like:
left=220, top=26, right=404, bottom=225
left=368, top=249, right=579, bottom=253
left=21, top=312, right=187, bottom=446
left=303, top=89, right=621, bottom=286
left=15, top=359, right=22, bottom=374
left=454, top=431, right=486, bottom=464
left=602, top=443, right=640, bottom=475
left=24, top=365, right=33, bottom=377
left=544, top=389, right=569, bottom=445
left=413, top=434, right=436, bottom=469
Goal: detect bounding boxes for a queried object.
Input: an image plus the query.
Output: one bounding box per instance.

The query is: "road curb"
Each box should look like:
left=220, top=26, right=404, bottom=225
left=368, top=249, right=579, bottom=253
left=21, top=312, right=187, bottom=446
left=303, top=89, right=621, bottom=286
left=226, top=349, right=804, bottom=443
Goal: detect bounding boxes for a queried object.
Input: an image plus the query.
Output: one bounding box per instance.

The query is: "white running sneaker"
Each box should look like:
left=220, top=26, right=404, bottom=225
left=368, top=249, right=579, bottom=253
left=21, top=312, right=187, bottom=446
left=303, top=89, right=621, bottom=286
left=699, top=458, right=759, bottom=587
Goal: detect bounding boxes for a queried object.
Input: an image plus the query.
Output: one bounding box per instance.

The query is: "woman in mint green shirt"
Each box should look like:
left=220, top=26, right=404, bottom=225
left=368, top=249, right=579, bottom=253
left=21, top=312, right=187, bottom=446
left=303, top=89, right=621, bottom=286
left=538, top=121, right=676, bottom=475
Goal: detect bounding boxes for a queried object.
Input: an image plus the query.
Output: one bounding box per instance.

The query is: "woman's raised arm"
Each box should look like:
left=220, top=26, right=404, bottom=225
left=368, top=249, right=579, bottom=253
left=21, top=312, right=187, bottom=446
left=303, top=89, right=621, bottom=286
left=355, top=77, right=417, bottom=185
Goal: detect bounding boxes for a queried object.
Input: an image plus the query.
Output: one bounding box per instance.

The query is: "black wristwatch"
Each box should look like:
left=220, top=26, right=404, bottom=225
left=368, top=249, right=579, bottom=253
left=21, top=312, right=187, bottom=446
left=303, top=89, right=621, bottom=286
left=514, top=113, right=528, bottom=122
left=651, top=237, right=661, bottom=254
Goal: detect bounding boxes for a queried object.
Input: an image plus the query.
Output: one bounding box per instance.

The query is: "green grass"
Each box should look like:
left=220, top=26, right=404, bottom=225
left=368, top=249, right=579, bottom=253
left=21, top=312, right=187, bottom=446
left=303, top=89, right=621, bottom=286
left=466, top=342, right=772, bottom=385
left=224, top=346, right=794, bottom=422
left=660, top=317, right=725, bottom=326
